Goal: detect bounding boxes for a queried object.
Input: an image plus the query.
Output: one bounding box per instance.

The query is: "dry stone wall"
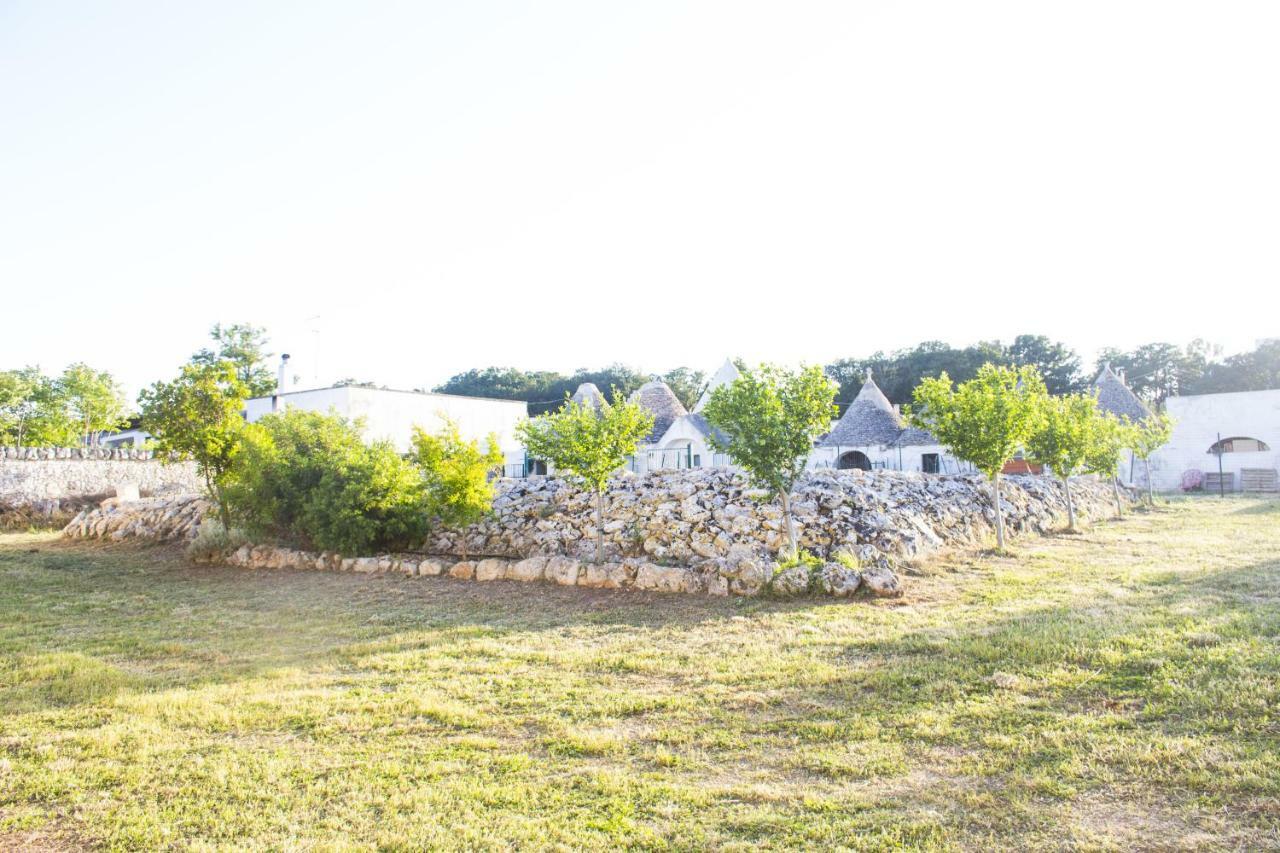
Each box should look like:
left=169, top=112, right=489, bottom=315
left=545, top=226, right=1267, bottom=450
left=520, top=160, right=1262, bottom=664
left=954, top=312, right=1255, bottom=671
left=60, top=469, right=1131, bottom=599
left=1, top=451, right=201, bottom=525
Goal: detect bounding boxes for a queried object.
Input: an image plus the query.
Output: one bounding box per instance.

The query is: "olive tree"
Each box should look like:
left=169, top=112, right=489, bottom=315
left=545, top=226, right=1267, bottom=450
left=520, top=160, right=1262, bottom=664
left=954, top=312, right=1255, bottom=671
left=411, top=418, right=504, bottom=559
left=909, top=364, right=1047, bottom=551
left=1130, top=412, right=1174, bottom=506
left=139, top=362, right=249, bottom=530
left=1025, top=393, right=1101, bottom=531
left=515, top=391, right=653, bottom=564
left=701, top=364, right=837, bottom=560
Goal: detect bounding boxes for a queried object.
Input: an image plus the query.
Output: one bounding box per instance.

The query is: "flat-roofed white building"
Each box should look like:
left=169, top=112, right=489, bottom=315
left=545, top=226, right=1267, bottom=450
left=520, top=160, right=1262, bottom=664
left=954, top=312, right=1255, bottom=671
left=1148, top=388, right=1279, bottom=492
left=243, top=384, right=528, bottom=471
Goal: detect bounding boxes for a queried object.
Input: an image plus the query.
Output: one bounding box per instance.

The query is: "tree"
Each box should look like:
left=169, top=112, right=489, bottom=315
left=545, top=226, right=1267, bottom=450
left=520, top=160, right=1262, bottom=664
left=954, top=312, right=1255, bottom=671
left=661, top=367, right=707, bottom=411
left=1185, top=339, right=1280, bottom=395
left=701, top=364, right=837, bottom=560
left=1025, top=393, right=1102, bottom=531
left=516, top=391, right=653, bottom=564
left=411, top=419, right=504, bottom=558
left=0, top=367, right=42, bottom=446
left=1083, top=413, right=1134, bottom=520
left=139, top=362, right=249, bottom=530
left=1130, top=411, right=1174, bottom=506
left=909, top=364, right=1048, bottom=551
left=1008, top=334, right=1085, bottom=395
left=1094, top=341, right=1215, bottom=405
left=58, top=363, right=129, bottom=446
left=191, top=323, right=276, bottom=397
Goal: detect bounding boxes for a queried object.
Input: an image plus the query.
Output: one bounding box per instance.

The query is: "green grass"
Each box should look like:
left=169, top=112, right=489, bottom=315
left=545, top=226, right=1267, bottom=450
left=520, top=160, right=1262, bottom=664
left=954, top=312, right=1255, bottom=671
left=1, top=497, right=1278, bottom=850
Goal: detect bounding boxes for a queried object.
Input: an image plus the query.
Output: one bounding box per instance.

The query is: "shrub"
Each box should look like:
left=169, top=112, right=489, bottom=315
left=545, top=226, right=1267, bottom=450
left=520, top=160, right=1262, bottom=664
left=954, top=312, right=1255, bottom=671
left=225, top=410, right=429, bottom=554
left=186, top=520, right=248, bottom=562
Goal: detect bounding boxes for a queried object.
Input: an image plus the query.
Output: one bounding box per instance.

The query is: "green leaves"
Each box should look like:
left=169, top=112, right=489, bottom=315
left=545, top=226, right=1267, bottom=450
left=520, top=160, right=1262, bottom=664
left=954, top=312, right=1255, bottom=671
left=909, top=364, right=1048, bottom=480
left=0, top=364, right=128, bottom=447
left=139, top=361, right=250, bottom=528
left=411, top=419, right=504, bottom=544
left=1026, top=393, right=1104, bottom=480
left=515, top=391, right=654, bottom=493
left=702, top=364, right=835, bottom=498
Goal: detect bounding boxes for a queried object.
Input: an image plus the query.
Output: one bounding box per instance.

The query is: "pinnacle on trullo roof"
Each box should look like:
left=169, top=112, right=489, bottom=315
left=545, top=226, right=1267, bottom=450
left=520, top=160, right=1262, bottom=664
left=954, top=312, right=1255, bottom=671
left=569, top=382, right=605, bottom=412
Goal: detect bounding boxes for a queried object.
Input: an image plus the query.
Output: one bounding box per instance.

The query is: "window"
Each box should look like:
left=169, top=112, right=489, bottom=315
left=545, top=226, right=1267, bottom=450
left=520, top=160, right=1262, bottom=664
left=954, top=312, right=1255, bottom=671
left=921, top=453, right=940, bottom=474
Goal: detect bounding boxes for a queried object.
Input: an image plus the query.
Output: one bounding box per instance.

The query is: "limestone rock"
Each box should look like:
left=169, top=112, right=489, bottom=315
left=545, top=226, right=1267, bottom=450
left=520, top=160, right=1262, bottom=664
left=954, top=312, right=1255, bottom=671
left=508, top=556, right=548, bottom=582
left=545, top=556, right=581, bottom=586
left=771, top=565, right=812, bottom=597
left=474, top=558, right=508, bottom=582
left=449, top=561, right=475, bottom=580
left=861, top=565, right=902, bottom=598
left=635, top=563, right=693, bottom=593
left=581, top=562, right=628, bottom=589
left=819, top=563, right=862, bottom=597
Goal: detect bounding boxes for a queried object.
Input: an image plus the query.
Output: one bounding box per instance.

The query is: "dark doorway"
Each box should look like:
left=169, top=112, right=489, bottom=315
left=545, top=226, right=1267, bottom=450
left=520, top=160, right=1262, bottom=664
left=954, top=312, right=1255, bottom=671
left=837, top=450, right=872, bottom=471
left=921, top=453, right=940, bottom=474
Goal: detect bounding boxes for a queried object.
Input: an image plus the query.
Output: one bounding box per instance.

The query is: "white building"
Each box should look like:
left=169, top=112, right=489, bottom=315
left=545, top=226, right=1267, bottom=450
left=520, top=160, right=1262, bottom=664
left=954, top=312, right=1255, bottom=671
left=244, top=384, right=528, bottom=473
left=808, top=371, right=967, bottom=474
left=1148, top=388, right=1279, bottom=492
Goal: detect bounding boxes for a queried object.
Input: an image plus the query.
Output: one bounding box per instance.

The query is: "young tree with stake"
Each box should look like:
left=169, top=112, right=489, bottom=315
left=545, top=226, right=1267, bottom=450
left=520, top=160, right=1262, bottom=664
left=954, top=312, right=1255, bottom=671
left=139, top=362, right=249, bottom=530
left=515, top=391, right=653, bottom=564
left=1130, top=412, right=1174, bottom=506
left=701, top=364, right=837, bottom=561
left=1084, top=413, right=1134, bottom=519
left=1025, top=393, right=1102, bottom=531
left=909, top=364, right=1047, bottom=551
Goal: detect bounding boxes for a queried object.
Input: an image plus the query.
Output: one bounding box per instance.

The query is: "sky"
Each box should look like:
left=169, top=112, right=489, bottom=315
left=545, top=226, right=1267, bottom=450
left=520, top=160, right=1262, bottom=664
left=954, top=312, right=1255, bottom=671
left=2, top=1, right=1277, bottom=400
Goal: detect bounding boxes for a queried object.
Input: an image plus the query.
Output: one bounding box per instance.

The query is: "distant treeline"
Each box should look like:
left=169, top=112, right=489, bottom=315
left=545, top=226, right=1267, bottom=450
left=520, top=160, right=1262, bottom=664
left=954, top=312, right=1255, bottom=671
left=435, top=336, right=1280, bottom=415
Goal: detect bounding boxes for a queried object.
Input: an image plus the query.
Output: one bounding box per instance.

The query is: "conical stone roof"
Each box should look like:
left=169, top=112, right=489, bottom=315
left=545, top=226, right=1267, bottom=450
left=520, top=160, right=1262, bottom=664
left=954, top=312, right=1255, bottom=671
left=694, top=358, right=741, bottom=412
left=821, top=373, right=908, bottom=447
left=1093, top=365, right=1151, bottom=422
left=569, top=382, right=605, bottom=412
left=629, top=380, right=689, bottom=444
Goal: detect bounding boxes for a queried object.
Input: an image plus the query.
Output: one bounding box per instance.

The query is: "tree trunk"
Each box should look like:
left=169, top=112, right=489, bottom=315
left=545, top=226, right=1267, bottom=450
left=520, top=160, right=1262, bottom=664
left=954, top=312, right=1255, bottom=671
left=1063, top=476, right=1076, bottom=531
left=992, top=474, right=1006, bottom=551
left=1145, top=458, right=1154, bottom=506
left=207, top=471, right=231, bottom=532
left=1112, top=477, right=1123, bottom=519
left=779, top=490, right=798, bottom=560
left=594, top=487, right=605, bottom=565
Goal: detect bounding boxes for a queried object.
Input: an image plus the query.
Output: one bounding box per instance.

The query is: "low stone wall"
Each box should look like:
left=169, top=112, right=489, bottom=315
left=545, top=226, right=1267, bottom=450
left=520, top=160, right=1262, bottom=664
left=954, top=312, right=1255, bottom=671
left=59, top=469, right=1130, bottom=599
left=62, top=495, right=211, bottom=542
left=0, top=454, right=201, bottom=518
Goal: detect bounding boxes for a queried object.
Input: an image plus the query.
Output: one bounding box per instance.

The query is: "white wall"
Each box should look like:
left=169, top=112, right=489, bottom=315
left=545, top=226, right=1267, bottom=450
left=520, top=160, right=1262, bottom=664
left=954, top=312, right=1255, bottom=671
left=1148, top=388, right=1280, bottom=492
left=808, top=443, right=968, bottom=474
left=244, top=386, right=528, bottom=462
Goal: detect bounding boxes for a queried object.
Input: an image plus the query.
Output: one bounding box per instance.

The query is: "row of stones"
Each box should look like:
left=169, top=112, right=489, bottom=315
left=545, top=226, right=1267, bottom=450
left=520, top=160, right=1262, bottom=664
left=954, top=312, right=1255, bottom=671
left=1, top=446, right=163, bottom=461
left=220, top=545, right=903, bottom=599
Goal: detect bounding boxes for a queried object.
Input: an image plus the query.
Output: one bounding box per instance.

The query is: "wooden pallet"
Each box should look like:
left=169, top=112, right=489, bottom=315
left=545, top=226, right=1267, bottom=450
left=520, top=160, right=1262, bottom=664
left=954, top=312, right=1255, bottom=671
left=1205, top=472, right=1235, bottom=493
left=1241, top=468, right=1279, bottom=493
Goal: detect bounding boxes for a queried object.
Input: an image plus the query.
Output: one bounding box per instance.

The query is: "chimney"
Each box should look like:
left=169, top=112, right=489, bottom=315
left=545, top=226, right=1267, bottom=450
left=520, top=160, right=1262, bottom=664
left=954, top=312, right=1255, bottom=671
left=272, top=354, right=291, bottom=412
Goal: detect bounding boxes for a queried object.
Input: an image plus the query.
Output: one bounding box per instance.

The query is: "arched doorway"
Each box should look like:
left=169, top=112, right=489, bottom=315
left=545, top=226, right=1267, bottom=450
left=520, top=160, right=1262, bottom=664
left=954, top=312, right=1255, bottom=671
left=837, top=450, right=872, bottom=471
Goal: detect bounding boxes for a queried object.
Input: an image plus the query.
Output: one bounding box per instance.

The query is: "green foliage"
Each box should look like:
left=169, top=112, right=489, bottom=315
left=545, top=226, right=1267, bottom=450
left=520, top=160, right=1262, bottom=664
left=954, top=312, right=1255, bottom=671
left=910, top=364, right=1048, bottom=550
left=185, top=520, right=249, bottom=562
left=57, top=363, right=130, bottom=445
left=436, top=364, right=703, bottom=415
left=190, top=323, right=276, bottom=398
left=226, top=410, right=429, bottom=554
left=1026, top=393, right=1101, bottom=481
left=411, top=419, right=504, bottom=554
left=516, top=391, right=653, bottom=563
left=702, top=363, right=836, bottom=559
left=0, top=364, right=127, bottom=447
left=660, top=367, right=706, bottom=411
left=0, top=367, right=43, bottom=446
left=909, top=364, right=1048, bottom=480
left=826, top=335, right=1084, bottom=408
left=138, top=361, right=249, bottom=529
left=1082, top=414, right=1132, bottom=481
left=516, top=392, right=653, bottom=495
left=1094, top=340, right=1216, bottom=405
left=1185, top=339, right=1280, bottom=395
left=1130, top=411, right=1174, bottom=462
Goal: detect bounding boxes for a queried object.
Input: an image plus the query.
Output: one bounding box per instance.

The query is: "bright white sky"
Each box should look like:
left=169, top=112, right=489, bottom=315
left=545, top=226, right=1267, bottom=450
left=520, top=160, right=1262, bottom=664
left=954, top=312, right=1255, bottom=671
left=2, top=1, right=1277, bottom=399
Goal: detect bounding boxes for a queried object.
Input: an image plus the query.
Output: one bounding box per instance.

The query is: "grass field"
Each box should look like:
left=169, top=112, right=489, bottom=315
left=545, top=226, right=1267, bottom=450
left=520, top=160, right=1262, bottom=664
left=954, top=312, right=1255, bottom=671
left=2, top=497, right=1278, bottom=850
